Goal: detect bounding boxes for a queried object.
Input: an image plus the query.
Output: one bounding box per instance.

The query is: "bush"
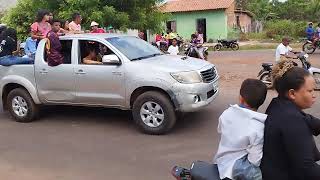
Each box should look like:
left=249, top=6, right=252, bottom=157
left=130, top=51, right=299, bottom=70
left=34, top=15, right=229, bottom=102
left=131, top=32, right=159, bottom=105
left=227, top=28, right=241, bottom=40
left=264, top=20, right=306, bottom=39
left=247, top=32, right=268, bottom=40
left=207, top=38, right=214, bottom=43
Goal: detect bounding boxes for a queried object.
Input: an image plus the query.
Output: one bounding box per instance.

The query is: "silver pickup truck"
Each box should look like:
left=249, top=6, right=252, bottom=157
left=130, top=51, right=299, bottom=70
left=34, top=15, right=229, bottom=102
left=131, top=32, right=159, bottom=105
left=0, top=34, right=219, bottom=134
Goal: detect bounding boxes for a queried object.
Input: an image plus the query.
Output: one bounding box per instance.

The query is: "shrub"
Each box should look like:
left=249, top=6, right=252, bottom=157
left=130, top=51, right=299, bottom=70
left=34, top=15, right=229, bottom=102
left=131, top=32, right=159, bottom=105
left=207, top=38, right=214, bottom=43
left=264, top=20, right=306, bottom=39
left=227, top=28, right=241, bottom=40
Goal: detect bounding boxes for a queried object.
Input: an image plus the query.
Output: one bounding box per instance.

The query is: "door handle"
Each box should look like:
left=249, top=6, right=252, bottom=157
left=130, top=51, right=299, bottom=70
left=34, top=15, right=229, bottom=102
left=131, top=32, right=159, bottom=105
left=112, top=72, right=122, bottom=76
left=39, top=69, right=48, bottom=74
left=76, top=69, right=86, bottom=75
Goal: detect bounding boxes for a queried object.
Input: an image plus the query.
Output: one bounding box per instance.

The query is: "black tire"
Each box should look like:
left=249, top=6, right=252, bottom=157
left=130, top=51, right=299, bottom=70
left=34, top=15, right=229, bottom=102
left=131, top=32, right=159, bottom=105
left=214, top=44, right=223, bottom=51
left=231, top=43, right=240, bottom=51
left=303, top=42, right=316, bottom=54
left=132, top=91, right=176, bottom=135
left=259, top=73, right=273, bottom=89
left=6, top=88, right=39, bottom=123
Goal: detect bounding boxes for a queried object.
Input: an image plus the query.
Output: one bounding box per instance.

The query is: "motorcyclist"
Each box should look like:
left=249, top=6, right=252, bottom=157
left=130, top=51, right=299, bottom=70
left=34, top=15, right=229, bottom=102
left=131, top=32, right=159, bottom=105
left=306, top=22, right=315, bottom=41
left=190, top=32, right=205, bottom=60
left=275, top=37, right=298, bottom=63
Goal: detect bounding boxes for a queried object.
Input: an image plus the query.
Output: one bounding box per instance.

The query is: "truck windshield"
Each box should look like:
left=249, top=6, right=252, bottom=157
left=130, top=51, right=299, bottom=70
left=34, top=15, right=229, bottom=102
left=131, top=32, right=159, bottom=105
left=106, top=36, right=163, bottom=61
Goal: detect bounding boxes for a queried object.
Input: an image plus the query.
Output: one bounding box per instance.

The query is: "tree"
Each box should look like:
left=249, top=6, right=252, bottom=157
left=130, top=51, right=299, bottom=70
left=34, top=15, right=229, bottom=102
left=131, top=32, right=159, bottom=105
left=3, top=0, right=167, bottom=39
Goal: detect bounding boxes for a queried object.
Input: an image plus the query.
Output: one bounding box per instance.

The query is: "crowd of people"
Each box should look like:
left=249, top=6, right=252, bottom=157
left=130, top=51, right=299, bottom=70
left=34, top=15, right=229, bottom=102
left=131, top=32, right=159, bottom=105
left=155, top=29, right=205, bottom=59
left=0, top=9, right=112, bottom=66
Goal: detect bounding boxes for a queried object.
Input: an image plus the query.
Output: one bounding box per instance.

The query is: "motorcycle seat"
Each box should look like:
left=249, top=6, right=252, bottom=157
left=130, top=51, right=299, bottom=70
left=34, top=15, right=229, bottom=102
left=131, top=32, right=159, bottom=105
left=262, top=63, right=273, bottom=67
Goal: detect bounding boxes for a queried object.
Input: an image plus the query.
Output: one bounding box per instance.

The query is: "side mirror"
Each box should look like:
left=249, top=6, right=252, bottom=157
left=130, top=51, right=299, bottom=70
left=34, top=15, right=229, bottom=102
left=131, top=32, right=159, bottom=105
left=102, top=54, right=121, bottom=65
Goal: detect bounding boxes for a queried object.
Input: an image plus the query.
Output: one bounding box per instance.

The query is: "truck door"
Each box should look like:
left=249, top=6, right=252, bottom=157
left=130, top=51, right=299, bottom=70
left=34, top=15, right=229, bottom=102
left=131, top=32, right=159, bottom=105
left=34, top=38, right=77, bottom=103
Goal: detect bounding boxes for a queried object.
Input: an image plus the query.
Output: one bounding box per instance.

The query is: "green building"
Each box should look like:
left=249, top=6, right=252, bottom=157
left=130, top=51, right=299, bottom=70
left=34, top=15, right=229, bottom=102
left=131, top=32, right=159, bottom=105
left=161, top=0, right=252, bottom=42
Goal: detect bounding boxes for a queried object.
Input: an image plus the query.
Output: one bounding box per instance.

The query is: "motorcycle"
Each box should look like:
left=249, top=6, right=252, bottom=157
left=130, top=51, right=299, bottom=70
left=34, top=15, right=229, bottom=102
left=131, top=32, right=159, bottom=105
left=302, top=39, right=320, bottom=54
left=258, top=52, right=320, bottom=90
left=214, top=39, right=239, bottom=51
left=171, top=161, right=221, bottom=180
left=184, top=43, right=209, bottom=60
left=152, top=41, right=169, bottom=52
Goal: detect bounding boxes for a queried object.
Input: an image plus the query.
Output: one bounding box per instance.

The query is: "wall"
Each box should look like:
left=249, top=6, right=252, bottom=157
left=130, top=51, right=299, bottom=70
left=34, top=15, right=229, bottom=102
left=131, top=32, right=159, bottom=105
left=238, top=14, right=252, bottom=33
left=226, top=1, right=236, bottom=28
left=168, top=10, right=227, bottom=41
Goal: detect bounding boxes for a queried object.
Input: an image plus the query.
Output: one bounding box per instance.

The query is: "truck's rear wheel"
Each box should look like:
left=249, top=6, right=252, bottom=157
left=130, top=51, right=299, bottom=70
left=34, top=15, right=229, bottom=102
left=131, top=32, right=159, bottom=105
left=132, top=91, right=176, bottom=135
left=7, top=88, right=39, bottom=123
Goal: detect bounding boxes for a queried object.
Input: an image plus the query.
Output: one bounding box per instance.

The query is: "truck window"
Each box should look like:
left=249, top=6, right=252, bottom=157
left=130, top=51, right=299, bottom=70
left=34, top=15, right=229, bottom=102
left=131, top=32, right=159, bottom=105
left=44, top=39, right=72, bottom=64
left=60, top=40, right=72, bottom=64
left=79, top=40, right=118, bottom=65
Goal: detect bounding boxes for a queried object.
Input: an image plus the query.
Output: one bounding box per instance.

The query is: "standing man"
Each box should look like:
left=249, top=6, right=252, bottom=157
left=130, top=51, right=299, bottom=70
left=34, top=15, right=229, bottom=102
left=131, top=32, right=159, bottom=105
left=275, top=37, right=297, bottom=63
left=306, top=22, right=315, bottom=41
left=46, top=19, right=64, bottom=66
left=69, top=13, right=84, bottom=34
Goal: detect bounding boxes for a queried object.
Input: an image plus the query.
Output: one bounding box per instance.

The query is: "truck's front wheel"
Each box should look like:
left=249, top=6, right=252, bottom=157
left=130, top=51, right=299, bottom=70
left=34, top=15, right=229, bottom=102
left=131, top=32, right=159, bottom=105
left=132, top=91, right=176, bottom=135
left=7, top=88, right=39, bottom=123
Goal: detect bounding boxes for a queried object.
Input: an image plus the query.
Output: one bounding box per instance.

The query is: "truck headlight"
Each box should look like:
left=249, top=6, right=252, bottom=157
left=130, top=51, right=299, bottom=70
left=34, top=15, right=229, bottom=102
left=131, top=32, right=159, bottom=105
left=171, top=71, right=202, bottom=84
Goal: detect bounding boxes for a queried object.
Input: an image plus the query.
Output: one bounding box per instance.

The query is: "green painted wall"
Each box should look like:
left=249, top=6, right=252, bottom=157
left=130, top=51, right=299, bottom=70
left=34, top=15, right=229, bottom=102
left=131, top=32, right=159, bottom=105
left=168, top=10, right=227, bottom=41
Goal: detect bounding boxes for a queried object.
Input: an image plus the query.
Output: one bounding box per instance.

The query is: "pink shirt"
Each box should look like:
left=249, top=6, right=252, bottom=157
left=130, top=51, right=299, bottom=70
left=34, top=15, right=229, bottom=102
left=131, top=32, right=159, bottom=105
left=69, top=21, right=81, bottom=32
left=31, top=22, right=51, bottom=37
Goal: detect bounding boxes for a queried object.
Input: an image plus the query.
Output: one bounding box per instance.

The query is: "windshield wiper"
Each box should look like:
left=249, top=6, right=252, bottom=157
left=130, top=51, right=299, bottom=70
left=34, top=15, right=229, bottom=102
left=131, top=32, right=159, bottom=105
left=131, top=53, right=163, bottom=61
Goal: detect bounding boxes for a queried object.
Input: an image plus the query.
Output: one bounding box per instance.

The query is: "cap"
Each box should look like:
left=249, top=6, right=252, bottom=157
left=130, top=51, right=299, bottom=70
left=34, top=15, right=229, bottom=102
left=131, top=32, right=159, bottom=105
left=90, top=21, right=99, bottom=27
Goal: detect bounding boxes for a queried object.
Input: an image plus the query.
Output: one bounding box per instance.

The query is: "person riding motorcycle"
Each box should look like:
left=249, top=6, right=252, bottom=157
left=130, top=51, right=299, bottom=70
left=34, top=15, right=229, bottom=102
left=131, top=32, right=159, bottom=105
left=190, top=33, right=205, bottom=60
left=275, top=38, right=298, bottom=63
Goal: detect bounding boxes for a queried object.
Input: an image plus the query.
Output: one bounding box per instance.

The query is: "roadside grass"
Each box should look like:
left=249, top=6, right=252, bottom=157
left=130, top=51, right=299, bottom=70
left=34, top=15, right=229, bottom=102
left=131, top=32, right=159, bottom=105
left=207, top=43, right=303, bottom=51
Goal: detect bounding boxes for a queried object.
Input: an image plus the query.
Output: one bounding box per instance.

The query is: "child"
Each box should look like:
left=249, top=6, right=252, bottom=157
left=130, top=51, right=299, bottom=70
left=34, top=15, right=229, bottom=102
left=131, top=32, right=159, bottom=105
left=214, top=79, right=268, bottom=180
left=167, top=38, right=179, bottom=55
left=46, top=19, right=64, bottom=66
left=24, top=29, right=37, bottom=59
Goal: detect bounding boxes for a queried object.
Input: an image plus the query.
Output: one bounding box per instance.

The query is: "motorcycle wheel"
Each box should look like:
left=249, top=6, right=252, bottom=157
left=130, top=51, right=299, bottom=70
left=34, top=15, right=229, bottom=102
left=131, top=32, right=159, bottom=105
left=259, top=73, right=273, bottom=89
left=303, top=42, right=316, bottom=54
left=214, top=44, right=223, bottom=51
left=313, top=73, right=320, bottom=90
left=231, top=43, right=239, bottom=51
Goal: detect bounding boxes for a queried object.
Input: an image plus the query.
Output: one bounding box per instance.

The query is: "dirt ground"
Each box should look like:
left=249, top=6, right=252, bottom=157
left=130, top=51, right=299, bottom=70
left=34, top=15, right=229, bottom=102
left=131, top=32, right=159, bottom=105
left=0, top=49, right=319, bottom=180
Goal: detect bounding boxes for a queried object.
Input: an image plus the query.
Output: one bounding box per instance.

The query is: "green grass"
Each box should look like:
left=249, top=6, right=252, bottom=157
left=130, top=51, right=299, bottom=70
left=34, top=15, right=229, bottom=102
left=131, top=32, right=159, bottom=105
left=207, top=43, right=303, bottom=51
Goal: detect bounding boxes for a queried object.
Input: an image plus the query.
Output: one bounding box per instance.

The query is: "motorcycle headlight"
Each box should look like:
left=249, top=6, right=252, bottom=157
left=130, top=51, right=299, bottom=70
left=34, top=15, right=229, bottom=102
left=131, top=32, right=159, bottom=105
left=171, top=71, right=202, bottom=84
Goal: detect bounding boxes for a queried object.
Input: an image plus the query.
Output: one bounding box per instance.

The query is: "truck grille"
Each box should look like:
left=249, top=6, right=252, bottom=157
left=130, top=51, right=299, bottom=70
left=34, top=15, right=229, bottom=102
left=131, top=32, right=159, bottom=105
left=200, top=68, right=217, bottom=83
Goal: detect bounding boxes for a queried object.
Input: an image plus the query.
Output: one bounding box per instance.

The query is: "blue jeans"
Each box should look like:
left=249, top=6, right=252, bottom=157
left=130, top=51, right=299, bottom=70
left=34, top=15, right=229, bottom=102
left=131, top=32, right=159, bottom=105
left=0, top=55, right=34, bottom=66
left=232, top=156, right=262, bottom=180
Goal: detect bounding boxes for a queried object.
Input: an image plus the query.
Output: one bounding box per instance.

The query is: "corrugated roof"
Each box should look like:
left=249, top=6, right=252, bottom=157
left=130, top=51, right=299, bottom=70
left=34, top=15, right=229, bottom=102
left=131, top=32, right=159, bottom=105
left=161, top=0, right=235, bottom=13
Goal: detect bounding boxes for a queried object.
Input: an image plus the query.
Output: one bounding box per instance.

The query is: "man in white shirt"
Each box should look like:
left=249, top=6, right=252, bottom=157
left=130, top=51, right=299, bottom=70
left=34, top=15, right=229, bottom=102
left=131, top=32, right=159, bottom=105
left=275, top=38, right=297, bottom=63
left=214, top=79, right=268, bottom=180
left=167, top=38, right=179, bottom=55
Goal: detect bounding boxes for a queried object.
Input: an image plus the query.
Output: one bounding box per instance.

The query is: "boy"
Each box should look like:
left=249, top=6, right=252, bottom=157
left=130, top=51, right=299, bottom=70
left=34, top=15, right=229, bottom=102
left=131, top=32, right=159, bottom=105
left=167, top=38, right=179, bottom=55
left=24, top=29, right=37, bottom=59
left=46, top=19, right=64, bottom=67
left=214, top=79, right=268, bottom=180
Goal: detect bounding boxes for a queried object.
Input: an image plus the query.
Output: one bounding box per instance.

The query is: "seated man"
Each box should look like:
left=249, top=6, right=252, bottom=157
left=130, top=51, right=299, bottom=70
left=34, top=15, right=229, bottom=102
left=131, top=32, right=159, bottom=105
left=0, top=28, right=34, bottom=66
left=82, top=44, right=103, bottom=65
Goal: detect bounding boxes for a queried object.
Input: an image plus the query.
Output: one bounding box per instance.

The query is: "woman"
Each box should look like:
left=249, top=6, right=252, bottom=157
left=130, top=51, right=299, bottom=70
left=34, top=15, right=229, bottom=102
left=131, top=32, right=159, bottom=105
left=0, top=28, right=33, bottom=66
left=30, top=10, right=51, bottom=42
left=261, top=60, right=320, bottom=180
left=82, top=44, right=102, bottom=65
left=59, top=20, right=70, bottom=34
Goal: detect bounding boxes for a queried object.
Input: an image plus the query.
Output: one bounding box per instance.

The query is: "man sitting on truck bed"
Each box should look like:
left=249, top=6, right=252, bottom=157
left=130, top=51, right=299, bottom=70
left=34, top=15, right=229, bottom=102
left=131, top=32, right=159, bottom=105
left=46, top=19, right=64, bottom=66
